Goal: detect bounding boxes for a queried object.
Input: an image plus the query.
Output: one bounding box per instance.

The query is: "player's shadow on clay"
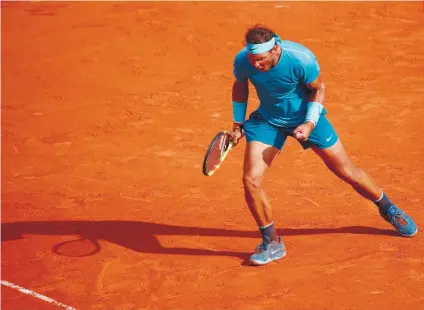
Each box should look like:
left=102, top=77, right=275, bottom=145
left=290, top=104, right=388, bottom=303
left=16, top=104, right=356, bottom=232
left=1, top=221, right=398, bottom=259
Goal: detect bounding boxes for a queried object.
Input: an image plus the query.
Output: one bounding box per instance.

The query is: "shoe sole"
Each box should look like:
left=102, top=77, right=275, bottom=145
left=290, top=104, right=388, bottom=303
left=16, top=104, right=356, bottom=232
left=249, top=251, right=287, bottom=266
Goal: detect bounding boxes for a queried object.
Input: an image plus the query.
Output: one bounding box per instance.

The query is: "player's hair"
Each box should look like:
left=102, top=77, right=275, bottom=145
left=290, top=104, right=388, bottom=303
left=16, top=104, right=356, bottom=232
left=245, top=25, right=275, bottom=44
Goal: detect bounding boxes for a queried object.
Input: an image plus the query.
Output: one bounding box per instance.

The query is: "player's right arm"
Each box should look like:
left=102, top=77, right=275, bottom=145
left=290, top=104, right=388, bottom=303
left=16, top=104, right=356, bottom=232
left=231, top=78, right=248, bottom=145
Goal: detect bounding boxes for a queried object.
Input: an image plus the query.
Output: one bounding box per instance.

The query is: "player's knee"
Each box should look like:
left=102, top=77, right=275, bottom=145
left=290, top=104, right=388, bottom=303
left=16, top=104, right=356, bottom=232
left=242, top=173, right=263, bottom=190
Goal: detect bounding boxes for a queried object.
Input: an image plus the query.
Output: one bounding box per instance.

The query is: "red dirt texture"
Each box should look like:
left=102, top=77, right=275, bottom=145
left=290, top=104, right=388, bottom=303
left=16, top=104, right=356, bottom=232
left=2, top=1, right=424, bottom=309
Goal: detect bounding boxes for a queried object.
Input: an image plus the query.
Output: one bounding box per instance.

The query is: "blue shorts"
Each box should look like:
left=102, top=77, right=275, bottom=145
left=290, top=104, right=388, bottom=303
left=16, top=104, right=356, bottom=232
left=243, top=110, right=338, bottom=150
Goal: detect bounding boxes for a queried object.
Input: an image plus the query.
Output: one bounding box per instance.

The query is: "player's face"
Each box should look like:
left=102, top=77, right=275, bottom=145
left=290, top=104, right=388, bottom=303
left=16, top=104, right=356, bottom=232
left=247, top=49, right=275, bottom=72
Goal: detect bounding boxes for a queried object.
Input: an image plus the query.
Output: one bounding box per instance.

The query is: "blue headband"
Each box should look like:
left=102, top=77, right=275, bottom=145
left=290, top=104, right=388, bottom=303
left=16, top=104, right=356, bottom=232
left=247, top=37, right=276, bottom=54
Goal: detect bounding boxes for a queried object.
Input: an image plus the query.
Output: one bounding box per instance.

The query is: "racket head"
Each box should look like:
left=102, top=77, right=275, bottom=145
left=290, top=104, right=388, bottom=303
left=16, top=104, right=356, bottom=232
left=202, top=131, right=233, bottom=176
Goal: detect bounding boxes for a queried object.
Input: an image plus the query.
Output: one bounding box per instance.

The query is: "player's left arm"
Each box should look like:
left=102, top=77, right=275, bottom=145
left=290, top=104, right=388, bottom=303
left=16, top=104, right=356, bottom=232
left=294, top=60, right=325, bottom=140
left=305, top=74, right=325, bottom=106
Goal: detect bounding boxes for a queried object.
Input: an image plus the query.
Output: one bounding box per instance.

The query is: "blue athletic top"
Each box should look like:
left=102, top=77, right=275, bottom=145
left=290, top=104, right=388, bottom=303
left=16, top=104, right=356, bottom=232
left=233, top=40, right=326, bottom=127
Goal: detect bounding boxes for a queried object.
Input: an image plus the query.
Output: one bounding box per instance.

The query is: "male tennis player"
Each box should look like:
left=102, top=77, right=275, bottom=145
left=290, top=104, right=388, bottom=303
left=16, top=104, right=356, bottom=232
left=229, top=25, right=417, bottom=266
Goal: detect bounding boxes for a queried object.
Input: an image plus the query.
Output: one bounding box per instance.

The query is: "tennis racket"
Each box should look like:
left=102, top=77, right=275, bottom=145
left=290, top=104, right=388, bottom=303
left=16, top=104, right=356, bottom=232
left=202, top=131, right=234, bottom=176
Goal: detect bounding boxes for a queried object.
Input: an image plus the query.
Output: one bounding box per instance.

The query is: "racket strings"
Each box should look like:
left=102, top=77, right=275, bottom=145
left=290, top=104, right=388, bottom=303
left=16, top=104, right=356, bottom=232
left=204, top=133, right=230, bottom=174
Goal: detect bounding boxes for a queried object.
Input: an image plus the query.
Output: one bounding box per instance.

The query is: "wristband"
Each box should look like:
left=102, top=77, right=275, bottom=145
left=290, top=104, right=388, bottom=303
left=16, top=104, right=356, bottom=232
left=305, top=101, right=323, bottom=126
left=232, top=101, right=247, bottom=124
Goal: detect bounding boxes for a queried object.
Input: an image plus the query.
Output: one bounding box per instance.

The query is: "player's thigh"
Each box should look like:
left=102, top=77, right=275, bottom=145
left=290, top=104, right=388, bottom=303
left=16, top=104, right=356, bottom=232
left=244, top=141, right=280, bottom=178
left=312, top=139, right=355, bottom=179
left=243, top=111, right=283, bottom=178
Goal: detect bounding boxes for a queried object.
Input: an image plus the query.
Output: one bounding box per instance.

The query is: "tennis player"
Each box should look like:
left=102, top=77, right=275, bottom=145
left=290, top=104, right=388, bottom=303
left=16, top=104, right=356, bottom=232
left=229, top=25, right=417, bottom=266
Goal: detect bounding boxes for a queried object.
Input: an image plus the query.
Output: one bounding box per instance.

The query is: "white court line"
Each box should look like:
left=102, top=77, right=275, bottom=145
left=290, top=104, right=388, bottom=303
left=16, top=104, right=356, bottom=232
left=1, top=280, right=77, bottom=310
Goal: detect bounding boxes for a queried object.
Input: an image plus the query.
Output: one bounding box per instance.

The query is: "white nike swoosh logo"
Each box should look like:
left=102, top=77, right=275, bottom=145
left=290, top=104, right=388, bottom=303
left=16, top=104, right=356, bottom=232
left=270, top=249, right=282, bottom=255
left=326, top=134, right=332, bottom=142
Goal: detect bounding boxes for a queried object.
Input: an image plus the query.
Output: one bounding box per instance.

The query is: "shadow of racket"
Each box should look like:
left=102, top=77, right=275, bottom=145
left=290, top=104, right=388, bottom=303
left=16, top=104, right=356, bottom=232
left=52, top=237, right=101, bottom=257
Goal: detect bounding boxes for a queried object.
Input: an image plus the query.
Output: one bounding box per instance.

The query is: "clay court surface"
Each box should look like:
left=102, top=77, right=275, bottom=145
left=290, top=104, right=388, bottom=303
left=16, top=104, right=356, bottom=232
left=2, top=1, right=424, bottom=309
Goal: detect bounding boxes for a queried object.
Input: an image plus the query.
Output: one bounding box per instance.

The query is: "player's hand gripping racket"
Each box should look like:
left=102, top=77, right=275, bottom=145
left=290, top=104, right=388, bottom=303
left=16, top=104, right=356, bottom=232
left=202, top=131, right=234, bottom=176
